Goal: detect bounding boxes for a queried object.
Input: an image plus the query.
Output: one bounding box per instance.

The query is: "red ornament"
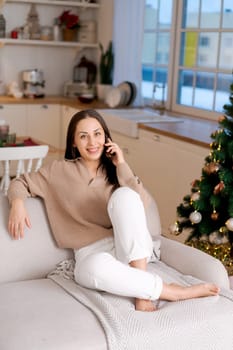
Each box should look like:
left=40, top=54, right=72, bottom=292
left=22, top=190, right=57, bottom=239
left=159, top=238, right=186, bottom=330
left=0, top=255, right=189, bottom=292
left=213, top=181, right=225, bottom=194
left=191, top=179, right=200, bottom=189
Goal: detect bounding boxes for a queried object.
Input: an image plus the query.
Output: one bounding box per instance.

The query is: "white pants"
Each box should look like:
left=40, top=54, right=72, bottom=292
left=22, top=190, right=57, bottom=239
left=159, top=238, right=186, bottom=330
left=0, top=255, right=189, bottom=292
left=74, top=187, right=163, bottom=301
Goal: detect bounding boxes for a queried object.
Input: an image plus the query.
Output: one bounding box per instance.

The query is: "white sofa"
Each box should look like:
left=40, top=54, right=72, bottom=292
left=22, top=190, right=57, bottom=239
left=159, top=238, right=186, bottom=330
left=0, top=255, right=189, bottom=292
left=0, top=192, right=233, bottom=350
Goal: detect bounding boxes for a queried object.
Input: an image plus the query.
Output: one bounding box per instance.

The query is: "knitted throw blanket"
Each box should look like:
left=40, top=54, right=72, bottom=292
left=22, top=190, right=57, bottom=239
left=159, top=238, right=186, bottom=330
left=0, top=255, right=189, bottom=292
left=48, top=259, right=233, bottom=350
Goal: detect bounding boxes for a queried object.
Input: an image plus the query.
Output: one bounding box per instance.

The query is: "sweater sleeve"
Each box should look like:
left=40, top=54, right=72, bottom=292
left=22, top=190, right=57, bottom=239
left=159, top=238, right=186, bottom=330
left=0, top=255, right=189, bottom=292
left=7, top=162, right=53, bottom=204
left=116, top=162, right=151, bottom=208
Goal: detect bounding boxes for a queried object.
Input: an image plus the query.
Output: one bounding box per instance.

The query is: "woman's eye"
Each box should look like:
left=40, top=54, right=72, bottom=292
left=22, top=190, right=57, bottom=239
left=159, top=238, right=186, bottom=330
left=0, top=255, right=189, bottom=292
left=80, top=134, right=86, bottom=139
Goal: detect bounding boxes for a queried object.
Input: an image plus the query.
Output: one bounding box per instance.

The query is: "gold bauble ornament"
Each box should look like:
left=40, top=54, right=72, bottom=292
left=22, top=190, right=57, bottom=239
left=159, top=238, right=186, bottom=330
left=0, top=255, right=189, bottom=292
left=211, top=210, right=219, bottom=220
left=219, top=226, right=228, bottom=234
left=168, top=221, right=181, bottom=235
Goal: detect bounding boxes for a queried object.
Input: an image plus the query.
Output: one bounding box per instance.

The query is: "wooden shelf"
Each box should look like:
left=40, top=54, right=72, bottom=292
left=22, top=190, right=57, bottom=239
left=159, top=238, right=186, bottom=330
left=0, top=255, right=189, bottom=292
left=6, top=0, right=100, bottom=8
left=0, top=38, right=98, bottom=48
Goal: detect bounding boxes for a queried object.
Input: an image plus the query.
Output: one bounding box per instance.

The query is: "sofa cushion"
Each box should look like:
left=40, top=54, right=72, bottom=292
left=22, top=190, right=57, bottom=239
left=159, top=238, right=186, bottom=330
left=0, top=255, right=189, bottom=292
left=0, top=278, right=106, bottom=350
left=0, top=194, right=72, bottom=283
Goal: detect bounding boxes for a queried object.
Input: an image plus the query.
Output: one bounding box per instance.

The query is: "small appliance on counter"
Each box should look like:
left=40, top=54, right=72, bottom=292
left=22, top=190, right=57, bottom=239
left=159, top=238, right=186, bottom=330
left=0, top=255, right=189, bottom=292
left=63, top=81, right=87, bottom=98
left=22, top=69, right=45, bottom=98
left=64, top=56, right=97, bottom=99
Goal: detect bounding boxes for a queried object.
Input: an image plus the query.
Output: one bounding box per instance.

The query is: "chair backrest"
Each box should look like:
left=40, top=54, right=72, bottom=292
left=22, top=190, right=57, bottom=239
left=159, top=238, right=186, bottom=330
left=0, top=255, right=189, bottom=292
left=0, top=145, right=49, bottom=195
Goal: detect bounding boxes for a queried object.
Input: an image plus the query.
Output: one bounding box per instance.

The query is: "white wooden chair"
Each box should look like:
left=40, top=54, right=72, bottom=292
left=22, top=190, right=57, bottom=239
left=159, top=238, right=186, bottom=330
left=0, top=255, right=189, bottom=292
left=0, top=145, right=49, bottom=195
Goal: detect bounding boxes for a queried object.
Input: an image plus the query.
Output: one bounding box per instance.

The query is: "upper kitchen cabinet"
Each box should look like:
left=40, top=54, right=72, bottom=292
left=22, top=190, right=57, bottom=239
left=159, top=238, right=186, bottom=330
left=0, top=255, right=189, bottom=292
left=0, top=0, right=100, bottom=49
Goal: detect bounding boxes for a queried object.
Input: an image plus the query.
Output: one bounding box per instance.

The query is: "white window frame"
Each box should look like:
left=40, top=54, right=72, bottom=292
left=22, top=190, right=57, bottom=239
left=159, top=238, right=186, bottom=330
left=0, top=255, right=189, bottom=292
left=143, top=0, right=233, bottom=121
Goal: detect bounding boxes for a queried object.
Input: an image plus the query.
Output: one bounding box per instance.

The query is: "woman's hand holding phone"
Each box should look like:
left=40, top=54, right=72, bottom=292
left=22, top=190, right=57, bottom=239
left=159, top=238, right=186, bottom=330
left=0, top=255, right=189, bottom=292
left=105, top=138, right=125, bottom=166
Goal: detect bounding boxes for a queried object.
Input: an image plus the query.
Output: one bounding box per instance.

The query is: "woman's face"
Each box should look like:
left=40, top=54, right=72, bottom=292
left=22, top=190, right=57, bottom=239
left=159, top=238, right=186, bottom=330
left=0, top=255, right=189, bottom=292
left=73, top=117, right=105, bottom=162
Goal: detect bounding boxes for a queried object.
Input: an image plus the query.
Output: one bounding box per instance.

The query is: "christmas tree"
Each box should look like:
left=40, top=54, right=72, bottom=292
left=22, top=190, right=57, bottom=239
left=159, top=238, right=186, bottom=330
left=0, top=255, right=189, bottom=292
left=171, top=78, right=233, bottom=275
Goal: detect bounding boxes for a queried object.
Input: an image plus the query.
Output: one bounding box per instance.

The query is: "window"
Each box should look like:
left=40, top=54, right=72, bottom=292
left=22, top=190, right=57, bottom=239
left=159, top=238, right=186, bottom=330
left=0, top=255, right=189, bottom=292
left=142, top=0, right=233, bottom=120
left=199, top=36, right=210, bottom=46
left=142, top=0, right=173, bottom=103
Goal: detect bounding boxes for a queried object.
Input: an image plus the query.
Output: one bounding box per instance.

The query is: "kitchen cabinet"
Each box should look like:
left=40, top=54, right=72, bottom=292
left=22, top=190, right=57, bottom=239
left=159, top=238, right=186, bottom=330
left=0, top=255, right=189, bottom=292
left=27, top=104, right=61, bottom=148
left=110, top=131, right=140, bottom=173
left=137, top=129, right=208, bottom=238
left=0, top=104, right=27, bottom=136
left=61, top=105, right=79, bottom=150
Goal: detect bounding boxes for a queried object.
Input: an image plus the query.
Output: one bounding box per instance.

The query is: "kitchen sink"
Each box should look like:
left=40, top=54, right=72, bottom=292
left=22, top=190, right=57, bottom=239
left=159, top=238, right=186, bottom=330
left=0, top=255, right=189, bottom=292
left=99, top=108, right=183, bottom=138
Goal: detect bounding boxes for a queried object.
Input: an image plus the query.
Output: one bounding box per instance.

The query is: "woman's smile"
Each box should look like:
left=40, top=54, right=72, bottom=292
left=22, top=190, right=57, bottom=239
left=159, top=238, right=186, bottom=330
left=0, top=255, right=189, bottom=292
left=87, top=146, right=100, bottom=154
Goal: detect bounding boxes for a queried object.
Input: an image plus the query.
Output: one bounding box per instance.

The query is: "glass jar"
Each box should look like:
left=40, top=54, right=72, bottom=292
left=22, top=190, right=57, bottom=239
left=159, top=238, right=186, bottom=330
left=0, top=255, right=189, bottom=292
left=40, top=26, right=53, bottom=41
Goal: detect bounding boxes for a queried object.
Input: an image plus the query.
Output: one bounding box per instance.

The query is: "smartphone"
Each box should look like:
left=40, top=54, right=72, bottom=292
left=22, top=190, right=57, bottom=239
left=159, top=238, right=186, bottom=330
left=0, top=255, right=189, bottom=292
left=105, top=136, right=115, bottom=157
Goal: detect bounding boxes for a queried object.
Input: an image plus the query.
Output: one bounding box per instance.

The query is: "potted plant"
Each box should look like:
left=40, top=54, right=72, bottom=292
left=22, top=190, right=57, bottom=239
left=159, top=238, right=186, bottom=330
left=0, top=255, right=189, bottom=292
left=58, top=10, right=80, bottom=42
left=97, top=41, right=114, bottom=101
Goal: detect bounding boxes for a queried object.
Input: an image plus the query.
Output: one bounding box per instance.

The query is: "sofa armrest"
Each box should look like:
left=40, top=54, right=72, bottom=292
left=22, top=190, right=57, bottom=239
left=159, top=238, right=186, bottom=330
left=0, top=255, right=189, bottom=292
left=160, top=236, right=230, bottom=289
left=0, top=194, right=73, bottom=284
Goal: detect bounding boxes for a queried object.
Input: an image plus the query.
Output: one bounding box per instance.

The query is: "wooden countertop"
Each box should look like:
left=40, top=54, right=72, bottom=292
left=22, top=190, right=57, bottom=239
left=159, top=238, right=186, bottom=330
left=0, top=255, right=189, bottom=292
left=0, top=95, right=219, bottom=148
left=0, top=95, right=106, bottom=109
left=139, top=114, right=218, bottom=149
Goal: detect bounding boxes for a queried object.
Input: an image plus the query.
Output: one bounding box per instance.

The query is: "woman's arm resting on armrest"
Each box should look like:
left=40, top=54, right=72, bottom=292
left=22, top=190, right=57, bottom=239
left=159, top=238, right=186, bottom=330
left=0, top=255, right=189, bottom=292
left=160, top=236, right=230, bottom=289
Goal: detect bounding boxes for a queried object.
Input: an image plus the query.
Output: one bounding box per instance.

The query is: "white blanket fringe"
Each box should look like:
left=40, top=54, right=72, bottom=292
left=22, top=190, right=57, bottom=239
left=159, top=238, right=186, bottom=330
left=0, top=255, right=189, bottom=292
left=48, top=259, right=75, bottom=280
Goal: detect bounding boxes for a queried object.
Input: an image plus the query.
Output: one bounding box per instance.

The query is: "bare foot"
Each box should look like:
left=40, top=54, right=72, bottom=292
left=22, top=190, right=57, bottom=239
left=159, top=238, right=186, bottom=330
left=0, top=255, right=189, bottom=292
left=161, top=282, right=220, bottom=302
left=135, top=298, right=157, bottom=312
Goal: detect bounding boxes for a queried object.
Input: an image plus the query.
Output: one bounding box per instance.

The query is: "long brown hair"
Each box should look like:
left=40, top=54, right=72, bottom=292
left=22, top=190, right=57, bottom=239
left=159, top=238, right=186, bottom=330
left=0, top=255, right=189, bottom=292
left=64, top=109, right=119, bottom=186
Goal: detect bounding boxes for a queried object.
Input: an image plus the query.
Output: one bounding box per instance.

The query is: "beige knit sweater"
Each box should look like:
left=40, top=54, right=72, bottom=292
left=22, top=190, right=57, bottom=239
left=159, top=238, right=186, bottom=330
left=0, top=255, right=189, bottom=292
left=8, top=159, right=149, bottom=249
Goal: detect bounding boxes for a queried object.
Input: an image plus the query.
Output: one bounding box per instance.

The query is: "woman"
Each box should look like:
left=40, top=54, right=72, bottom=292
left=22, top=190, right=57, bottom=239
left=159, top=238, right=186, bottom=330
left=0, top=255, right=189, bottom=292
left=8, top=109, right=219, bottom=312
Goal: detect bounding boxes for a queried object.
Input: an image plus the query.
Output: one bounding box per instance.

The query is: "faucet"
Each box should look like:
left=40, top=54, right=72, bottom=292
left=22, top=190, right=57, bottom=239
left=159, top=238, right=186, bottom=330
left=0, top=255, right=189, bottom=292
left=152, top=83, right=166, bottom=115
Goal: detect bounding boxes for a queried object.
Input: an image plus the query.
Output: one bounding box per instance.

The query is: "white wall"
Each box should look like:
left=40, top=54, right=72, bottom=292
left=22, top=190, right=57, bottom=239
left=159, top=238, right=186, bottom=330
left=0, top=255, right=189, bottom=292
left=0, top=0, right=113, bottom=96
